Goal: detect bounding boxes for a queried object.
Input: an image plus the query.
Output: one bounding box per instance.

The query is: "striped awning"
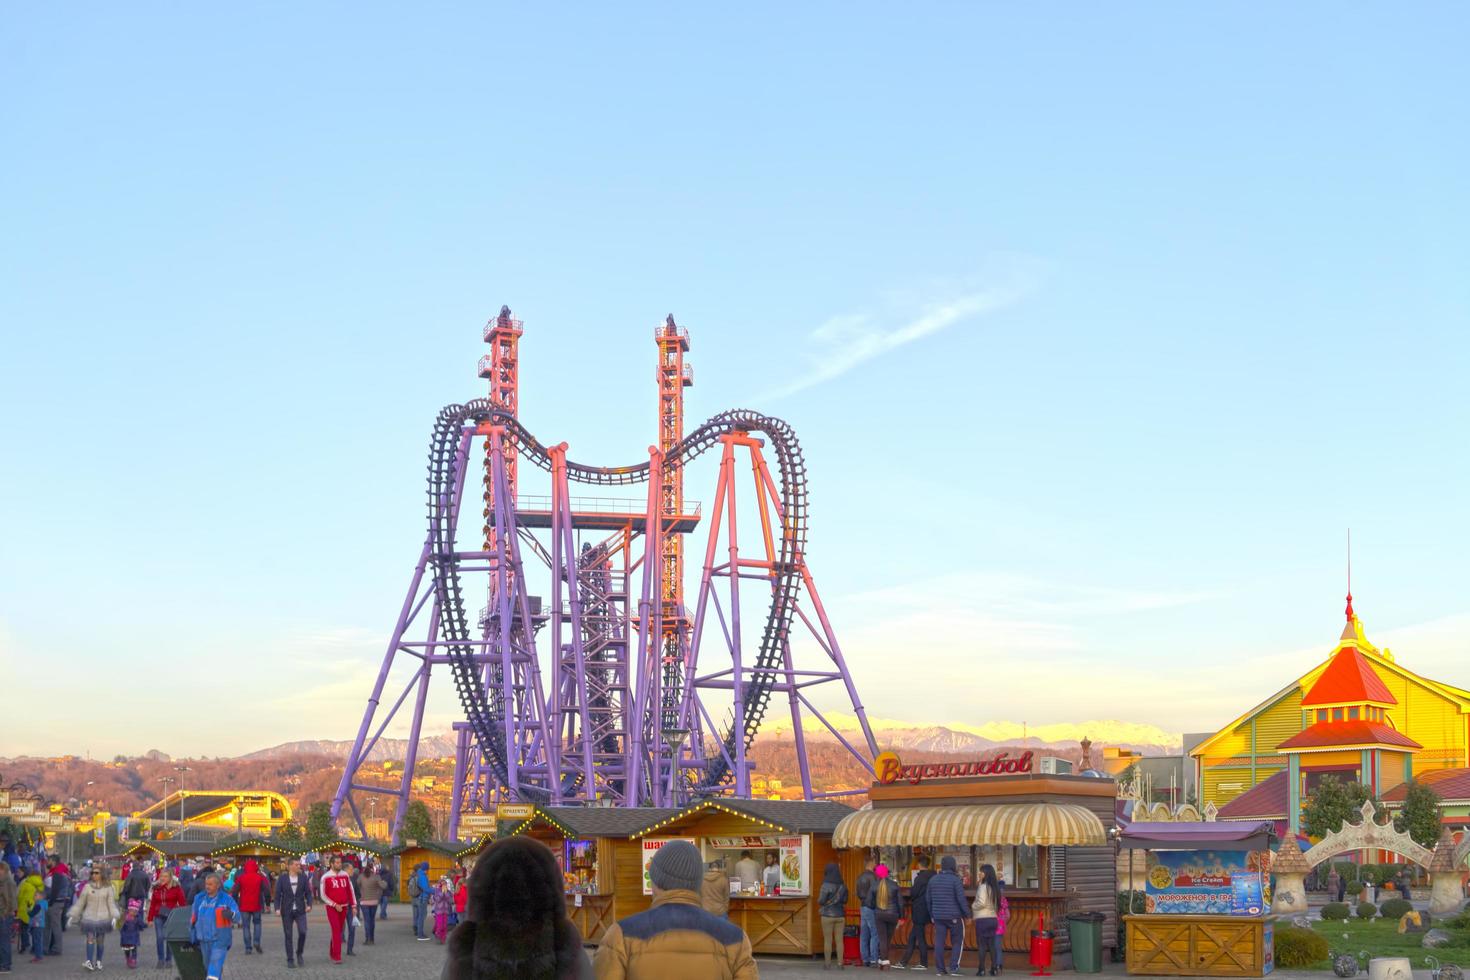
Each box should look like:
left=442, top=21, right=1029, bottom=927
left=833, top=803, right=1107, bottom=848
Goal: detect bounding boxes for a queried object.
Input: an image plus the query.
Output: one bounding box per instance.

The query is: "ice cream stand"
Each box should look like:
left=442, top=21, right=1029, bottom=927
left=1119, top=821, right=1276, bottom=978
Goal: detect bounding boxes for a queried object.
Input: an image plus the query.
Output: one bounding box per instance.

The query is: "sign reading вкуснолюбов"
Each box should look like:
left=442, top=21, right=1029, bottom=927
left=875, top=750, right=1035, bottom=785
left=1144, top=850, right=1267, bottom=916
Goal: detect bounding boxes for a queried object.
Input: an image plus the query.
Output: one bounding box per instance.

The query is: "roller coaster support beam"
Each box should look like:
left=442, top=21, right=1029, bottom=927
left=549, top=443, right=598, bottom=797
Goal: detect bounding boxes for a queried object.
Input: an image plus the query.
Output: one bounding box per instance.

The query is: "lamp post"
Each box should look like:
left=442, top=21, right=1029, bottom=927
left=662, top=728, right=689, bottom=807
left=158, top=777, right=175, bottom=834
left=174, top=767, right=192, bottom=830
left=368, top=798, right=378, bottom=840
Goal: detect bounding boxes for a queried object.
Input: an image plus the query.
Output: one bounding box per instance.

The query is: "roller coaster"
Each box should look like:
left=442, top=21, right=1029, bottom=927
left=332, top=310, right=877, bottom=839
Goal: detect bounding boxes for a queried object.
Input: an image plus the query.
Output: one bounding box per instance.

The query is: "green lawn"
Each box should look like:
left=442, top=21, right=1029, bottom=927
left=1304, top=918, right=1470, bottom=970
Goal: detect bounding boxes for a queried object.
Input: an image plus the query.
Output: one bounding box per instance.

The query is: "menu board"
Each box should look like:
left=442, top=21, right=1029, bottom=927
left=1144, top=850, right=1264, bottom=916
left=641, top=837, right=699, bottom=895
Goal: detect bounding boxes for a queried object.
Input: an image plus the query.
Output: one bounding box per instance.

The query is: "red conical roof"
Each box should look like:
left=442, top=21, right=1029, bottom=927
left=1301, top=644, right=1397, bottom=707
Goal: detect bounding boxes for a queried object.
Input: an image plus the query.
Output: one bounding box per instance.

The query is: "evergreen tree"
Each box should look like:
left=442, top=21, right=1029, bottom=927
left=303, top=802, right=336, bottom=849
left=1394, top=780, right=1443, bottom=848
left=1301, top=775, right=1384, bottom=839
left=277, top=818, right=304, bottom=846
left=401, top=800, right=434, bottom=843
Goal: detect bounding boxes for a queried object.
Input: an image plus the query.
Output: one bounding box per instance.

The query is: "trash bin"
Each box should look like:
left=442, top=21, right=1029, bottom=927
left=163, top=907, right=206, bottom=980
left=1067, top=912, right=1105, bottom=974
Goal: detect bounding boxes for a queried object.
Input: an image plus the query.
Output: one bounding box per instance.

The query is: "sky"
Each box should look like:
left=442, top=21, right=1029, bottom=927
left=2, top=4, right=1468, bottom=759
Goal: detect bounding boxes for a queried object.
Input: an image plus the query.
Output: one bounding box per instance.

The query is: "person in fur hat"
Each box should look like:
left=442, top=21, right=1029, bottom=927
left=441, top=836, right=591, bottom=980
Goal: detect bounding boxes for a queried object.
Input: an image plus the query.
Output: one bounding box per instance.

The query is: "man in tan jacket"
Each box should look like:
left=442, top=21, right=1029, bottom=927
left=701, top=859, right=730, bottom=918
left=594, top=841, right=755, bottom=980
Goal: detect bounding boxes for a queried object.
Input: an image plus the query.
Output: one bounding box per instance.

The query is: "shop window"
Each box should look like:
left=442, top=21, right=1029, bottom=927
left=1334, top=708, right=1345, bottom=721
left=1048, top=847, right=1067, bottom=892
left=1349, top=707, right=1360, bottom=720
left=1317, top=710, right=1328, bottom=722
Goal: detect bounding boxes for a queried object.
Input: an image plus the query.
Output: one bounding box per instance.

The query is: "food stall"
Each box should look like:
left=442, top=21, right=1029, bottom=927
left=625, top=799, right=856, bottom=956
left=501, top=806, right=682, bottom=942
left=209, top=835, right=303, bottom=874
left=833, top=751, right=1117, bottom=969
left=120, top=839, right=214, bottom=867
left=391, top=839, right=467, bottom=899
left=1119, top=821, right=1276, bottom=977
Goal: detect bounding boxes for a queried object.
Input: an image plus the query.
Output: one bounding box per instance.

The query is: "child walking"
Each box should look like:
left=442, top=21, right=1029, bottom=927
left=431, top=877, right=453, bottom=943
left=27, top=892, right=48, bottom=965
left=120, top=899, right=144, bottom=968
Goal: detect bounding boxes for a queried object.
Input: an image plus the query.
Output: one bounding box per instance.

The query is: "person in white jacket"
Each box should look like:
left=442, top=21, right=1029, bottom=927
left=69, top=866, right=120, bottom=971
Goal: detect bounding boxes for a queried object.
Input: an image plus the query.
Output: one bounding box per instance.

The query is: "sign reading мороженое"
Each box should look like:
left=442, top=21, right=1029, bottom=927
left=876, top=750, right=1035, bottom=785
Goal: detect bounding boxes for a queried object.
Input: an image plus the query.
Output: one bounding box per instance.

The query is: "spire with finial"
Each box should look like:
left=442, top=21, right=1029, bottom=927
left=1345, top=528, right=1354, bottom=623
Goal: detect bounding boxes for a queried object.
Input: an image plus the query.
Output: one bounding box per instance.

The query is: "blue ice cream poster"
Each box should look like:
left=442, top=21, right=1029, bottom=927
left=1144, top=850, right=1264, bottom=916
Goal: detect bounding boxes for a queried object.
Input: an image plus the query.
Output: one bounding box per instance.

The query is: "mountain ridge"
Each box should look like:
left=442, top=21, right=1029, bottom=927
left=243, top=718, right=1180, bottom=762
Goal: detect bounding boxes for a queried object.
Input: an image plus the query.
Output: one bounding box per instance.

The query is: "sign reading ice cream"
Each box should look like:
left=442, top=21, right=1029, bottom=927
left=1144, top=851, right=1265, bottom=916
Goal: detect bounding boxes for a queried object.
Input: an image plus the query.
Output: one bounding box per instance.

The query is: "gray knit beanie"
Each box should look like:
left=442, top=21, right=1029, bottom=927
left=648, top=840, right=703, bottom=892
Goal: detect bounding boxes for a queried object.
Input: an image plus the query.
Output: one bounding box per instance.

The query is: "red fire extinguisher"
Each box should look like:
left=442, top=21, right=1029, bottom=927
left=1029, top=912, right=1055, bottom=977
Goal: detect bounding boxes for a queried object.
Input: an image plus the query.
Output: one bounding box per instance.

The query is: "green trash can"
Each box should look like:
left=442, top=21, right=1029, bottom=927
left=1067, top=912, right=1105, bottom=973
left=163, top=907, right=206, bottom=980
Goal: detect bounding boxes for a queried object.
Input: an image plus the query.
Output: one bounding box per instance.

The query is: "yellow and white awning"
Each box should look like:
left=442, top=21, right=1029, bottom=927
left=833, top=803, right=1107, bottom=849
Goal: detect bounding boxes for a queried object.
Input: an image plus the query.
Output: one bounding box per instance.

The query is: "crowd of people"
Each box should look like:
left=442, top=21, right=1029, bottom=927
left=3, top=830, right=1018, bottom=979
left=0, top=833, right=488, bottom=979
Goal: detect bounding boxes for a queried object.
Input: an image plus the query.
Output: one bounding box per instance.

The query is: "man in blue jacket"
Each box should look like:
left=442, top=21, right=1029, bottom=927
left=410, top=861, right=432, bottom=941
left=926, top=856, right=969, bottom=976
left=190, top=873, right=240, bottom=980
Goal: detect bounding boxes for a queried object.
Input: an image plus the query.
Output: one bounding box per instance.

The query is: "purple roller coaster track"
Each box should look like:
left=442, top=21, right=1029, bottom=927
left=331, top=310, right=878, bottom=840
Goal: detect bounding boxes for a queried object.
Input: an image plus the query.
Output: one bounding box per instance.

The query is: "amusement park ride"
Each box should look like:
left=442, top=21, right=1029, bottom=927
left=332, top=310, right=878, bottom=839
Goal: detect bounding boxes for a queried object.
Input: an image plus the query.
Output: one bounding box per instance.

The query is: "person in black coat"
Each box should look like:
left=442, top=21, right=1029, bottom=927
left=898, top=854, right=935, bottom=970
left=442, top=836, right=591, bottom=980
left=273, top=857, right=314, bottom=968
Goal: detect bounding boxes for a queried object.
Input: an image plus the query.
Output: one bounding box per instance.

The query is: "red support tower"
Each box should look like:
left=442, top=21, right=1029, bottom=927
left=656, top=315, right=693, bottom=734
left=479, top=305, right=523, bottom=535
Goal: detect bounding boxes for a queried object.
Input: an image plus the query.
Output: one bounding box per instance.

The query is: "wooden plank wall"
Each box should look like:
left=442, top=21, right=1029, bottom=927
left=1067, top=794, right=1120, bottom=952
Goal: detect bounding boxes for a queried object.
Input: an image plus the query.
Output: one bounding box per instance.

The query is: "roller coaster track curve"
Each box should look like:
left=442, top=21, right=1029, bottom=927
left=427, top=400, right=808, bottom=798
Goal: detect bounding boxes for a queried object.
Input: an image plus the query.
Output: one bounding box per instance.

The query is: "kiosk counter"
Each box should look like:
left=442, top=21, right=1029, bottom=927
left=1119, top=821, right=1277, bottom=978
left=500, top=806, right=682, bottom=942
left=624, top=799, right=856, bottom=956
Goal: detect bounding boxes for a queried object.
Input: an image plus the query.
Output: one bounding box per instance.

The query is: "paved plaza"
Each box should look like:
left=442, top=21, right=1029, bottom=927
left=6, top=897, right=1448, bottom=980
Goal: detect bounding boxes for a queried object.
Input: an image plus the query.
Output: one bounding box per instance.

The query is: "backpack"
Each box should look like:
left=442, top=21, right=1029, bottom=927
left=408, top=875, right=422, bottom=899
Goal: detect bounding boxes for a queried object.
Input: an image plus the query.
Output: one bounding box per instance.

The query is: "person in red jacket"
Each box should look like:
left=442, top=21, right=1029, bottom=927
left=452, top=875, right=467, bottom=927
left=231, top=859, right=271, bottom=955
left=318, top=855, right=357, bottom=965
left=146, top=867, right=188, bottom=969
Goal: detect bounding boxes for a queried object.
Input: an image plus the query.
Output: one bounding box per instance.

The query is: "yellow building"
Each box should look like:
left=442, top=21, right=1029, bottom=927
left=1191, top=595, right=1470, bottom=834
left=138, top=791, right=293, bottom=833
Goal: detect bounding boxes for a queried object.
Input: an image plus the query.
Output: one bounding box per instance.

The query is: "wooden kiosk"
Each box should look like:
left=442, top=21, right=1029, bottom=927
left=624, top=799, right=855, bottom=956
left=391, top=839, right=471, bottom=899
left=209, top=835, right=301, bottom=872
left=1119, top=821, right=1276, bottom=977
left=501, top=806, right=681, bottom=942
left=833, top=751, right=1118, bottom=967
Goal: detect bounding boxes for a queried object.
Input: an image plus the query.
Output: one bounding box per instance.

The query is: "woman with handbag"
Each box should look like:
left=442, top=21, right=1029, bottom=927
left=68, top=864, right=120, bottom=971
left=971, top=864, right=1003, bottom=976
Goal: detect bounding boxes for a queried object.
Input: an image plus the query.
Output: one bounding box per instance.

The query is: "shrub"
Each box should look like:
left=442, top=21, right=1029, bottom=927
left=1321, top=902, right=1351, bottom=921
left=1356, top=901, right=1378, bottom=919
left=1346, top=880, right=1366, bottom=896
left=1380, top=898, right=1413, bottom=920
left=1444, top=910, right=1470, bottom=931
left=1273, top=925, right=1330, bottom=968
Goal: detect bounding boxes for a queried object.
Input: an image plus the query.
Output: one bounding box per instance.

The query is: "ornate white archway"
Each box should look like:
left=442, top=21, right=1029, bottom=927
left=1302, top=800, right=1432, bottom=868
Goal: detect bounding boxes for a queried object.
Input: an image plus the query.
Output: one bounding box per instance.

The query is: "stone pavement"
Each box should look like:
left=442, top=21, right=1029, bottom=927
left=8, top=913, right=1445, bottom=979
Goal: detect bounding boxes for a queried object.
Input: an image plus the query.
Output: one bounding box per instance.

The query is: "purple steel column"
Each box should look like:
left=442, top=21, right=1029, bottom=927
left=550, top=444, right=597, bottom=796
left=801, top=564, right=879, bottom=760
left=720, top=437, right=748, bottom=800
left=628, top=447, right=663, bottom=804
left=331, top=537, right=431, bottom=833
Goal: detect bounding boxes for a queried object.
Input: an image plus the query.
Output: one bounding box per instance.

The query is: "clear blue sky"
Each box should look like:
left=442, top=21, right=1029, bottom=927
left=3, top=4, right=1468, bottom=758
